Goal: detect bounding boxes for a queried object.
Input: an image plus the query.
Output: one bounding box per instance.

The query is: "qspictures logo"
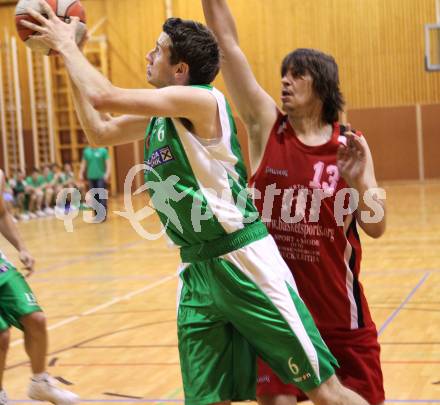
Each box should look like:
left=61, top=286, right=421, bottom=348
left=54, top=165, right=386, bottom=240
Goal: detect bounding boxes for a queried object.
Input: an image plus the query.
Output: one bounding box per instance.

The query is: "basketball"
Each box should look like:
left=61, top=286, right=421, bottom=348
left=15, top=0, right=86, bottom=55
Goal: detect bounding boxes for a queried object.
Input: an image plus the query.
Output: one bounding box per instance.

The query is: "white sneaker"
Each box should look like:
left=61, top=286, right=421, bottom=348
left=0, top=389, right=8, bottom=405
left=20, top=213, right=30, bottom=221
left=28, top=375, right=79, bottom=405
left=44, top=207, right=55, bottom=215
left=36, top=210, right=46, bottom=217
left=29, top=212, right=37, bottom=219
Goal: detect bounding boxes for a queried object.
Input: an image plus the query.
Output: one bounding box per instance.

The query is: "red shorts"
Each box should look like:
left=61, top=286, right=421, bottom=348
left=257, top=327, right=385, bottom=405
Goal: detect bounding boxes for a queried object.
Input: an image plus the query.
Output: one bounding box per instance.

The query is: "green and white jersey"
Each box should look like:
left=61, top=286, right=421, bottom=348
left=43, top=171, right=54, bottom=184
left=0, top=250, right=8, bottom=267
left=25, top=175, right=45, bottom=188
left=144, top=85, right=260, bottom=247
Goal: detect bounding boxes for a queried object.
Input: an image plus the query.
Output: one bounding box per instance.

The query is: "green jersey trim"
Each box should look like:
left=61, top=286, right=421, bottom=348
left=180, top=220, right=268, bottom=262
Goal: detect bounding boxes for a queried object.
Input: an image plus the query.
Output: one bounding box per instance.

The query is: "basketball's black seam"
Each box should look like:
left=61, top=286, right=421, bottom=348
left=15, top=13, right=64, bottom=18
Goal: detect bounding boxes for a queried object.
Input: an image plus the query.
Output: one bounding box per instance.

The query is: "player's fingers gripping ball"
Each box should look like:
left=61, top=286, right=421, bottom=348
left=15, top=0, right=86, bottom=55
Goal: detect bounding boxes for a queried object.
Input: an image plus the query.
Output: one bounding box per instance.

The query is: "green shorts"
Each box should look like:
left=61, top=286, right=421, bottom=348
left=178, top=231, right=337, bottom=405
left=0, top=262, right=43, bottom=331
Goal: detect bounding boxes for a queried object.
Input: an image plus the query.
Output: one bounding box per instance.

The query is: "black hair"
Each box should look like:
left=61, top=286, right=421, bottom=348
left=163, top=17, right=220, bottom=85
left=281, top=48, right=344, bottom=124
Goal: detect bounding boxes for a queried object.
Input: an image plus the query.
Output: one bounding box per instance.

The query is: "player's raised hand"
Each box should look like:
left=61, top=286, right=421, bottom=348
left=19, top=249, right=35, bottom=278
left=337, top=131, right=367, bottom=188
left=20, top=0, right=79, bottom=52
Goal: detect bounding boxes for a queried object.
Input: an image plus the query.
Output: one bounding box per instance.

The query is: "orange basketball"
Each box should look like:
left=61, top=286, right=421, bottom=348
left=15, top=0, right=86, bottom=55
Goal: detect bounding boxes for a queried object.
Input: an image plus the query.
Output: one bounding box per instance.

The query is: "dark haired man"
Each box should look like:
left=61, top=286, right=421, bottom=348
left=22, top=4, right=369, bottom=405
left=202, top=1, right=386, bottom=405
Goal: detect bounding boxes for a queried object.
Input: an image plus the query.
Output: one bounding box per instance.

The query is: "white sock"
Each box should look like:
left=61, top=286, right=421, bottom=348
left=32, top=372, right=49, bottom=382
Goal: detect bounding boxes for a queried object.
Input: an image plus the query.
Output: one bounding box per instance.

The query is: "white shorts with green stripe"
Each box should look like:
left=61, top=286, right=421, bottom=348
left=177, top=235, right=337, bottom=405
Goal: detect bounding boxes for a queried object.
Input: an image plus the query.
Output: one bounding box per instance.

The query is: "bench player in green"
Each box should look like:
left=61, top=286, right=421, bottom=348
left=42, top=165, right=55, bottom=215
left=25, top=168, right=45, bottom=218
left=9, top=170, right=29, bottom=221
left=23, top=4, right=368, bottom=404
left=0, top=170, right=79, bottom=405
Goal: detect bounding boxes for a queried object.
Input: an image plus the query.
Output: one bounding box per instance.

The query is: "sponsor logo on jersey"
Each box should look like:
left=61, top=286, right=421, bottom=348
left=0, top=264, right=9, bottom=273
left=24, top=292, right=38, bottom=306
left=257, top=375, right=271, bottom=384
left=293, top=372, right=312, bottom=383
left=265, top=166, right=288, bottom=177
left=144, top=146, right=175, bottom=171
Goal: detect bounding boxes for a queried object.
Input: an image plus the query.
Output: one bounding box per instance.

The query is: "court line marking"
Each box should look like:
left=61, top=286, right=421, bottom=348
left=49, top=363, right=180, bottom=367
left=415, top=103, right=425, bottom=181
left=363, top=268, right=440, bottom=275
left=385, top=401, right=440, bottom=404
left=382, top=360, right=440, bottom=364
left=380, top=342, right=440, bottom=345
left=36, top=239, right=145, bottom=275
left=8, top=399, right=440, bottom=403
left=156, top=388, right=182, bottom=405
left=10, top=274, right=176, bottom=347
left=378, top=272, right=430, bottom=336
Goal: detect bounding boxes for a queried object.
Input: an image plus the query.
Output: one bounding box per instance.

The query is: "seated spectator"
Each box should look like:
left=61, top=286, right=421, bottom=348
left=42, top=165, right=55, bottom=215
left=25, top=168, right=45, bottom=218
left=9, top=170, right=29, bottom=221
left=1, top=171, right=17, bottom=221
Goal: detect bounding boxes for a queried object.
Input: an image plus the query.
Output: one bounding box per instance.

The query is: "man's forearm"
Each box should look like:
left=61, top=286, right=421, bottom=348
left=0, top=214, right=26, bottom=252
left=202, top=0, right=239, bottom=45
left=70, top=77, right=110, bottom=145
left=60, top=42, right=113, bottom=107
left=355, top=182, right=386, bottom=238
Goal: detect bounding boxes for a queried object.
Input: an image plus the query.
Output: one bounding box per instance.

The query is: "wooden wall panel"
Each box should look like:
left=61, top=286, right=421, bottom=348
left=1, top=1, right=439, bottom=184
left=347, top=106, right=419, bottom=181
left=102, top=0, right=166, bottom=192
left=103, top=0, right=165, bottom=89
left=23, top=129, right=34, bottom=170
left=421, top=104, right=440, bottom=179
left=0, top=4, right=31, bottom=130
left=0, top=0, right=106, bottom=133
left=0, top=0, right=106, bottom=177
left=1, top=0, right=439, bottom=111
left=0, top=141, right=4, bottom=171
left=114, top=143, right=135, bottom=193
left=174, top=0, right=440, bottom=109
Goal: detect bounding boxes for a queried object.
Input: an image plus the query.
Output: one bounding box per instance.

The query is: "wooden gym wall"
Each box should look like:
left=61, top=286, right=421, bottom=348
left=175, top=0, right=440, bottom=109
left=0, top=0, right=439, bottom=188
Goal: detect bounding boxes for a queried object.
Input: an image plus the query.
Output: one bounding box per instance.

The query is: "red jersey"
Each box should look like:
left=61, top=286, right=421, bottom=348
left=251, top=112, right=375, bottom=333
